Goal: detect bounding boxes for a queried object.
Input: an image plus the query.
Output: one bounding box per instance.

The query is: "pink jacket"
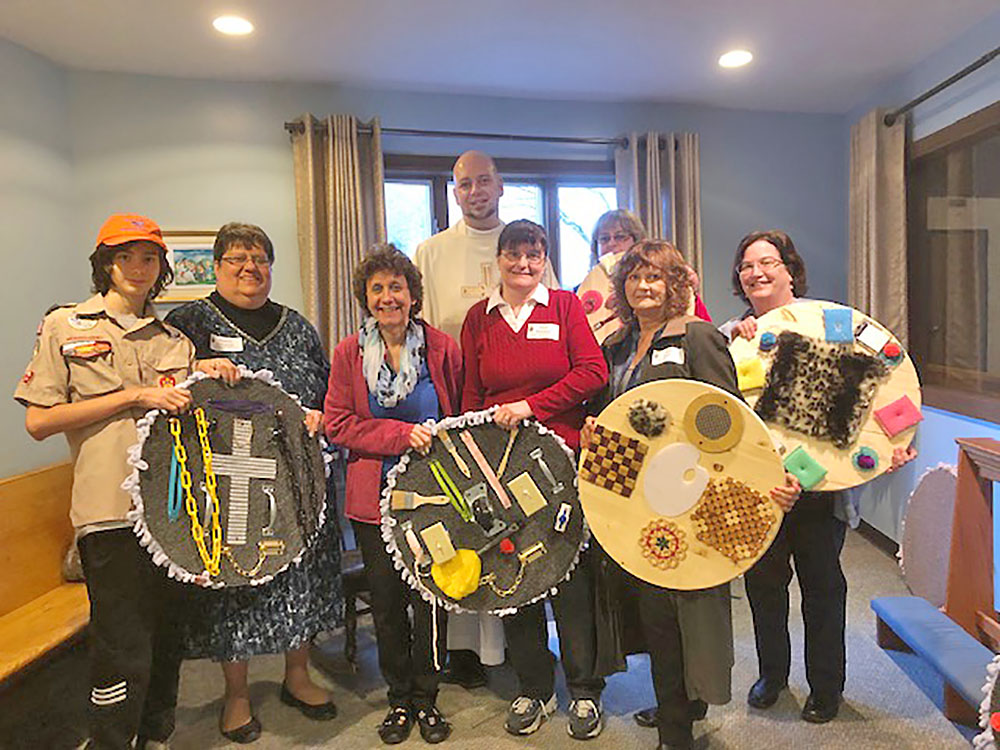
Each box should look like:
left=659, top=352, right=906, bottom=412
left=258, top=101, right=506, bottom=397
left=324, top=321, right=463, bottom=524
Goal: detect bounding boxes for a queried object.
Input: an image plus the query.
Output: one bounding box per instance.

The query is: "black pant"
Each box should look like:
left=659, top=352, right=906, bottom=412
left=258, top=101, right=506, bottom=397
left=744, top=491, right=848, bottom=696
left=77, top=528, right=184, bottom=750
left=503, top=548, right=605, bottom=701
left=353, top=520, right=447, bottom=710
left=633, top=577, right=692, bottom=748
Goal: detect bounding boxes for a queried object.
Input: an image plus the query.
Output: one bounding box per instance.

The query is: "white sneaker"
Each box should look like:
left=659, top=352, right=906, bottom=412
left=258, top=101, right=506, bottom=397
left=567, top=698, right=604, bottom=740
left=505, top=694, right=558, bottom=735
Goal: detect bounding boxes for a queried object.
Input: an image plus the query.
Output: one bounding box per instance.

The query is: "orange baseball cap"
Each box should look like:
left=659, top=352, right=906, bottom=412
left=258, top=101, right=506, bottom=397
left=95, top=213, right=167, bottom=251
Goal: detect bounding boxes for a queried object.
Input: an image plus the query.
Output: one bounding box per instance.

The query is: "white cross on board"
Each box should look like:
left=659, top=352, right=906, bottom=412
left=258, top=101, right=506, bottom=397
left=211, top=418, right=277, bottom=546
left=460, top=261, right=495, bottom=299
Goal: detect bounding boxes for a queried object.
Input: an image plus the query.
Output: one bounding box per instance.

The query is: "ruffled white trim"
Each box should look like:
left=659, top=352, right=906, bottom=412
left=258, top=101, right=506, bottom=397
left=123, top=366, right=331, bottom=589
left=896, top=462, right=957, bottom=577
left=378, top=406, right=589, bottom=616
left=974, top=654, right=1000, bottom=748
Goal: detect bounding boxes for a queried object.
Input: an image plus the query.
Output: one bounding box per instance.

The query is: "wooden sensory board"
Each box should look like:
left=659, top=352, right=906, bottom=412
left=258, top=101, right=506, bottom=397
left=728, top=300, right=922, bottom=491
left=579, top=379, right=786, bottom=590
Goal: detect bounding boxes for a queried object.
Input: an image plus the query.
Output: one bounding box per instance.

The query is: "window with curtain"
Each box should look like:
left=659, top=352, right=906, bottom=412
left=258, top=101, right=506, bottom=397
left=383, top=155, right=616, bottom=288
left=907, top=101, right=1000, bottom=420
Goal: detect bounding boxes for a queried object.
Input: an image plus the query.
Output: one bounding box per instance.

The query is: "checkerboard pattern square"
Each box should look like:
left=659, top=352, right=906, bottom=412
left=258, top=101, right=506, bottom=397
left=580, top=424, right=648, bottom=497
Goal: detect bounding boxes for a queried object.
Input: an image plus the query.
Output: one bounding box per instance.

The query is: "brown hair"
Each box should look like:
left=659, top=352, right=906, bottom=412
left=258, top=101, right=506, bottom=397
left=497, top=219, right=548, bottom=255
left=213, top=222, right=275, bottom=263
left=352, top=243, right=424, bottom=319
left=731, top=229, right=808, bottom=305
left=90, top=241, right=173, bottom=300
left=610, top=240, right=692, bottom=325
left=590, top=209, right=646, bottom=263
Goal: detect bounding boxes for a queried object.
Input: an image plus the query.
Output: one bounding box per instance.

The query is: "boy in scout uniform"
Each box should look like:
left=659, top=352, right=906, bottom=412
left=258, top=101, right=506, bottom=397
left=15, top=214, right=204, bottom=750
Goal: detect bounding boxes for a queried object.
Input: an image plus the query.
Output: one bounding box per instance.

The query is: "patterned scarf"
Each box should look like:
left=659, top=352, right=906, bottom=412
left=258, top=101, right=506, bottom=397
left=360, top=317, right=425, bottom=409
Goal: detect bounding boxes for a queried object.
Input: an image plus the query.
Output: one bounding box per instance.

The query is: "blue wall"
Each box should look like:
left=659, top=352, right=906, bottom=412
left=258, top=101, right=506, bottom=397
left=848, top=10, right=1000, bottom=538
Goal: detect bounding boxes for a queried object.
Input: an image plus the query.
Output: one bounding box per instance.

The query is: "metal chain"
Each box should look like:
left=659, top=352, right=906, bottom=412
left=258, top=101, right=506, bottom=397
left=480, top=559, right=527, bottom=598
left=222, top=539, right=286, bottom=578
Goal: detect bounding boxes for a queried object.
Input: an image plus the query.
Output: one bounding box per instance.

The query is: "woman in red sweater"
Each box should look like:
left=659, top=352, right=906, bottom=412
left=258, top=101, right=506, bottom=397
left=324, top=245, right=462, bottom=745
left=460, top=220, right=609, bottom=740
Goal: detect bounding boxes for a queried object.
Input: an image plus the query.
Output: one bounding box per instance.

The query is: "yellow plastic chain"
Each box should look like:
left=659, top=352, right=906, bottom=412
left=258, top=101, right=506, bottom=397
left=168, top=411, right=222, bottom=576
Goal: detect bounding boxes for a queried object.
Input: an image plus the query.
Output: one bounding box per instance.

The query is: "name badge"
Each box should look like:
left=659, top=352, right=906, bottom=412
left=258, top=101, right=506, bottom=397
left=210, top=334, right=244, bottom=352
left=527, top=323, right=560, bottom=340
left=651, top=346, right=685, bottom=366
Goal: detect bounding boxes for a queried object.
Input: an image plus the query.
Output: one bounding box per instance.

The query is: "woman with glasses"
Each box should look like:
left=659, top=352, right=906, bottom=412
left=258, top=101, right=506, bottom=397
left=579, top=210, right=710, bottom=344
left=165, top=222, right=343, bottom=744
left=722, top=229, right=914, bottom=724
left=460, top=220, right=610, bottom=740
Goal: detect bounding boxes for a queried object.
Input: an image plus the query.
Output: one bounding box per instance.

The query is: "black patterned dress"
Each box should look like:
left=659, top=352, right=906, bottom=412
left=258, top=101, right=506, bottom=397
left=166, top=294, right=343, bottom=661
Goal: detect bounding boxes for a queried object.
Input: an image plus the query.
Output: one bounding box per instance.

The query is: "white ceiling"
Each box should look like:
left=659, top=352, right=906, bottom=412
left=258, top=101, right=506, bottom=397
left=2, top=0, right=997, bottom=113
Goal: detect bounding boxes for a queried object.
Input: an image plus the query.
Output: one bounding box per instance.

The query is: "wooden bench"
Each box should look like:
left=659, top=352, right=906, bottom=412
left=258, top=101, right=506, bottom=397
left=0, top=462, right=89, bottom=685
left=872, top=595, right=993, bottom=725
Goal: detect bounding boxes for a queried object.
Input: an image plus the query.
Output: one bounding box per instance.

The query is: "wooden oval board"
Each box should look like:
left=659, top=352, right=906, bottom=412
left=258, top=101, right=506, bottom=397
left=579, top=379, right=785, bottom=590
left=728, top=301, right=922, bottom=491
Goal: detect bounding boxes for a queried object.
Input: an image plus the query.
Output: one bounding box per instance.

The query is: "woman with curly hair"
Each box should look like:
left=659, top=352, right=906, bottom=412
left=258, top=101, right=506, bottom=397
left=584, top=240, right=799, bottom=750
left=324, top=244, right=462, bottom=745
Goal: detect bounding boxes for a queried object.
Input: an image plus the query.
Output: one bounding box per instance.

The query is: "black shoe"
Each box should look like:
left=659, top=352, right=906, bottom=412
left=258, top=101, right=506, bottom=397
left=747, top=677, right=786, bottom=709
left=688, top=699, right=708, bottom=721
left=633, top=706, right=656, bottom=728
left=378, top=706, right=414, bottom=745
left=415, top=706, right=452, bottom=743
left=656, top=739, right=693, bottom=750
left=280, top=683, right=338, bottom=720
left=801, top=692, right=841, bottom=723
left=441, top=653, right=487, bottom=690
left=220, top=716, right=262, bottom=744
left=635, top=699, right=706, bottom=729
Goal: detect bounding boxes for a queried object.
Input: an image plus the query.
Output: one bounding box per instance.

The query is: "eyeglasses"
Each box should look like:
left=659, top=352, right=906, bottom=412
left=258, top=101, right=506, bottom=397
left=220, top=254, right=271, bottom=268
left=597, top=232, right=633, bottom=245
left=500, top=249, right=546, bottom=265
left=738, top=257, right=784, bottom=275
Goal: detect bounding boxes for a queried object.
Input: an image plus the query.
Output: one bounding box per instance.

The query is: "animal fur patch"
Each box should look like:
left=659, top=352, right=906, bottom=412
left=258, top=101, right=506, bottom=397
left=580, top=424, right=648, bottom=498
left=691, top=477, right=776, bottom=564
left=754, top=331, right=887, bottom=449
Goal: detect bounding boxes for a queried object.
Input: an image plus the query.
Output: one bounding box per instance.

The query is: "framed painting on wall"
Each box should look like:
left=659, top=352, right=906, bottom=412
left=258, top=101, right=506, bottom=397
left=157, top=230, right=217, bottom=302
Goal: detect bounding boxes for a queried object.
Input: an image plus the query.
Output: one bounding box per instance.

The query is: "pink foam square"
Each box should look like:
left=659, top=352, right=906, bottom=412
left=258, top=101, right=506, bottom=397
left=873, top=395, right=923, bottom=437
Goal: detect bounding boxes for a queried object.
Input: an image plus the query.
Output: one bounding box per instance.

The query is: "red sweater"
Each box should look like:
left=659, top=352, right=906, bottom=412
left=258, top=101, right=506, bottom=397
left=460, top=289, right=608, bottom=449
left=324, top=322, right=463, bottom=524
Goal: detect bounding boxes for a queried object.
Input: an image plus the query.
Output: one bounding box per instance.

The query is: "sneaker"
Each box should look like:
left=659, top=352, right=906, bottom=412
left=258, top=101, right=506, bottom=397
left=504, top=694, right=557, bottom=736
left=567, top=698, right=603, bottom=740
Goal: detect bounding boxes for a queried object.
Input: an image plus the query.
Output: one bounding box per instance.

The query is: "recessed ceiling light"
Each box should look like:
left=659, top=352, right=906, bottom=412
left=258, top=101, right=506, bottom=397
left=719, top=49, right=753, bottom=68
left=213, top=15, right=254, bottom=36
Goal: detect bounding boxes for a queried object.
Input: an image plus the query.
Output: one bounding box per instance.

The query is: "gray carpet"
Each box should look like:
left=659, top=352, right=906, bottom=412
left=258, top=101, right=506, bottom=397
left=0, top=529, right=976, bottom=749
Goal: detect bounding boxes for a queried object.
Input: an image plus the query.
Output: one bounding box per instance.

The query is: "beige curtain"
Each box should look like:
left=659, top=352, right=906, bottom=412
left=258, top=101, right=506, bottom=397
left=614, top=132, right=703, bottom=276
left=290, top=113, right=386, bottom=352
left=848, top=109, right=907, bottom=345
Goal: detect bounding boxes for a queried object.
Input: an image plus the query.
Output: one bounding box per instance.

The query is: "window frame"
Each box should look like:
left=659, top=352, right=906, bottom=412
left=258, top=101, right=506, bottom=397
left=906, top=99, right=1000, bottom=423
left=384, top=154, right=615, bottom=282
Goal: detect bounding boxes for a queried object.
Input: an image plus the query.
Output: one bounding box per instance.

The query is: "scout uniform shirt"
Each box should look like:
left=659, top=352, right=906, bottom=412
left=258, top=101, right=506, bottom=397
left=14, top=294, right=195, bottom=529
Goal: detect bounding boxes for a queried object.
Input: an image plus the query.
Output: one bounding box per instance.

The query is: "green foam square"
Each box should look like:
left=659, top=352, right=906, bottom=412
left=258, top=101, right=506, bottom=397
left=783, top=446, right=828, bottom=490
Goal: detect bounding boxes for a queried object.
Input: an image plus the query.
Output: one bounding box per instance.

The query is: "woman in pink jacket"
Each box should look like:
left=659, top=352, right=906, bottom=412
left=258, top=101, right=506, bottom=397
left=324, top=245, right=462, bottom=746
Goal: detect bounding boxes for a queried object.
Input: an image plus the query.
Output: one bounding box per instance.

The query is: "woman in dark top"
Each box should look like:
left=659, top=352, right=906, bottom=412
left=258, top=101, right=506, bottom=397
left=583, top=240, right=799, bottom=750
left=165, top=223, right=343, bottom=744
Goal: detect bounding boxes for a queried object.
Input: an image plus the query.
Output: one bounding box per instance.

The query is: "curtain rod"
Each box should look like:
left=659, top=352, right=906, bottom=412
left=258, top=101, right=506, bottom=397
left=883, top=44, right=1000, bottom=127
left=284, top=120, right=629, bottom=148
